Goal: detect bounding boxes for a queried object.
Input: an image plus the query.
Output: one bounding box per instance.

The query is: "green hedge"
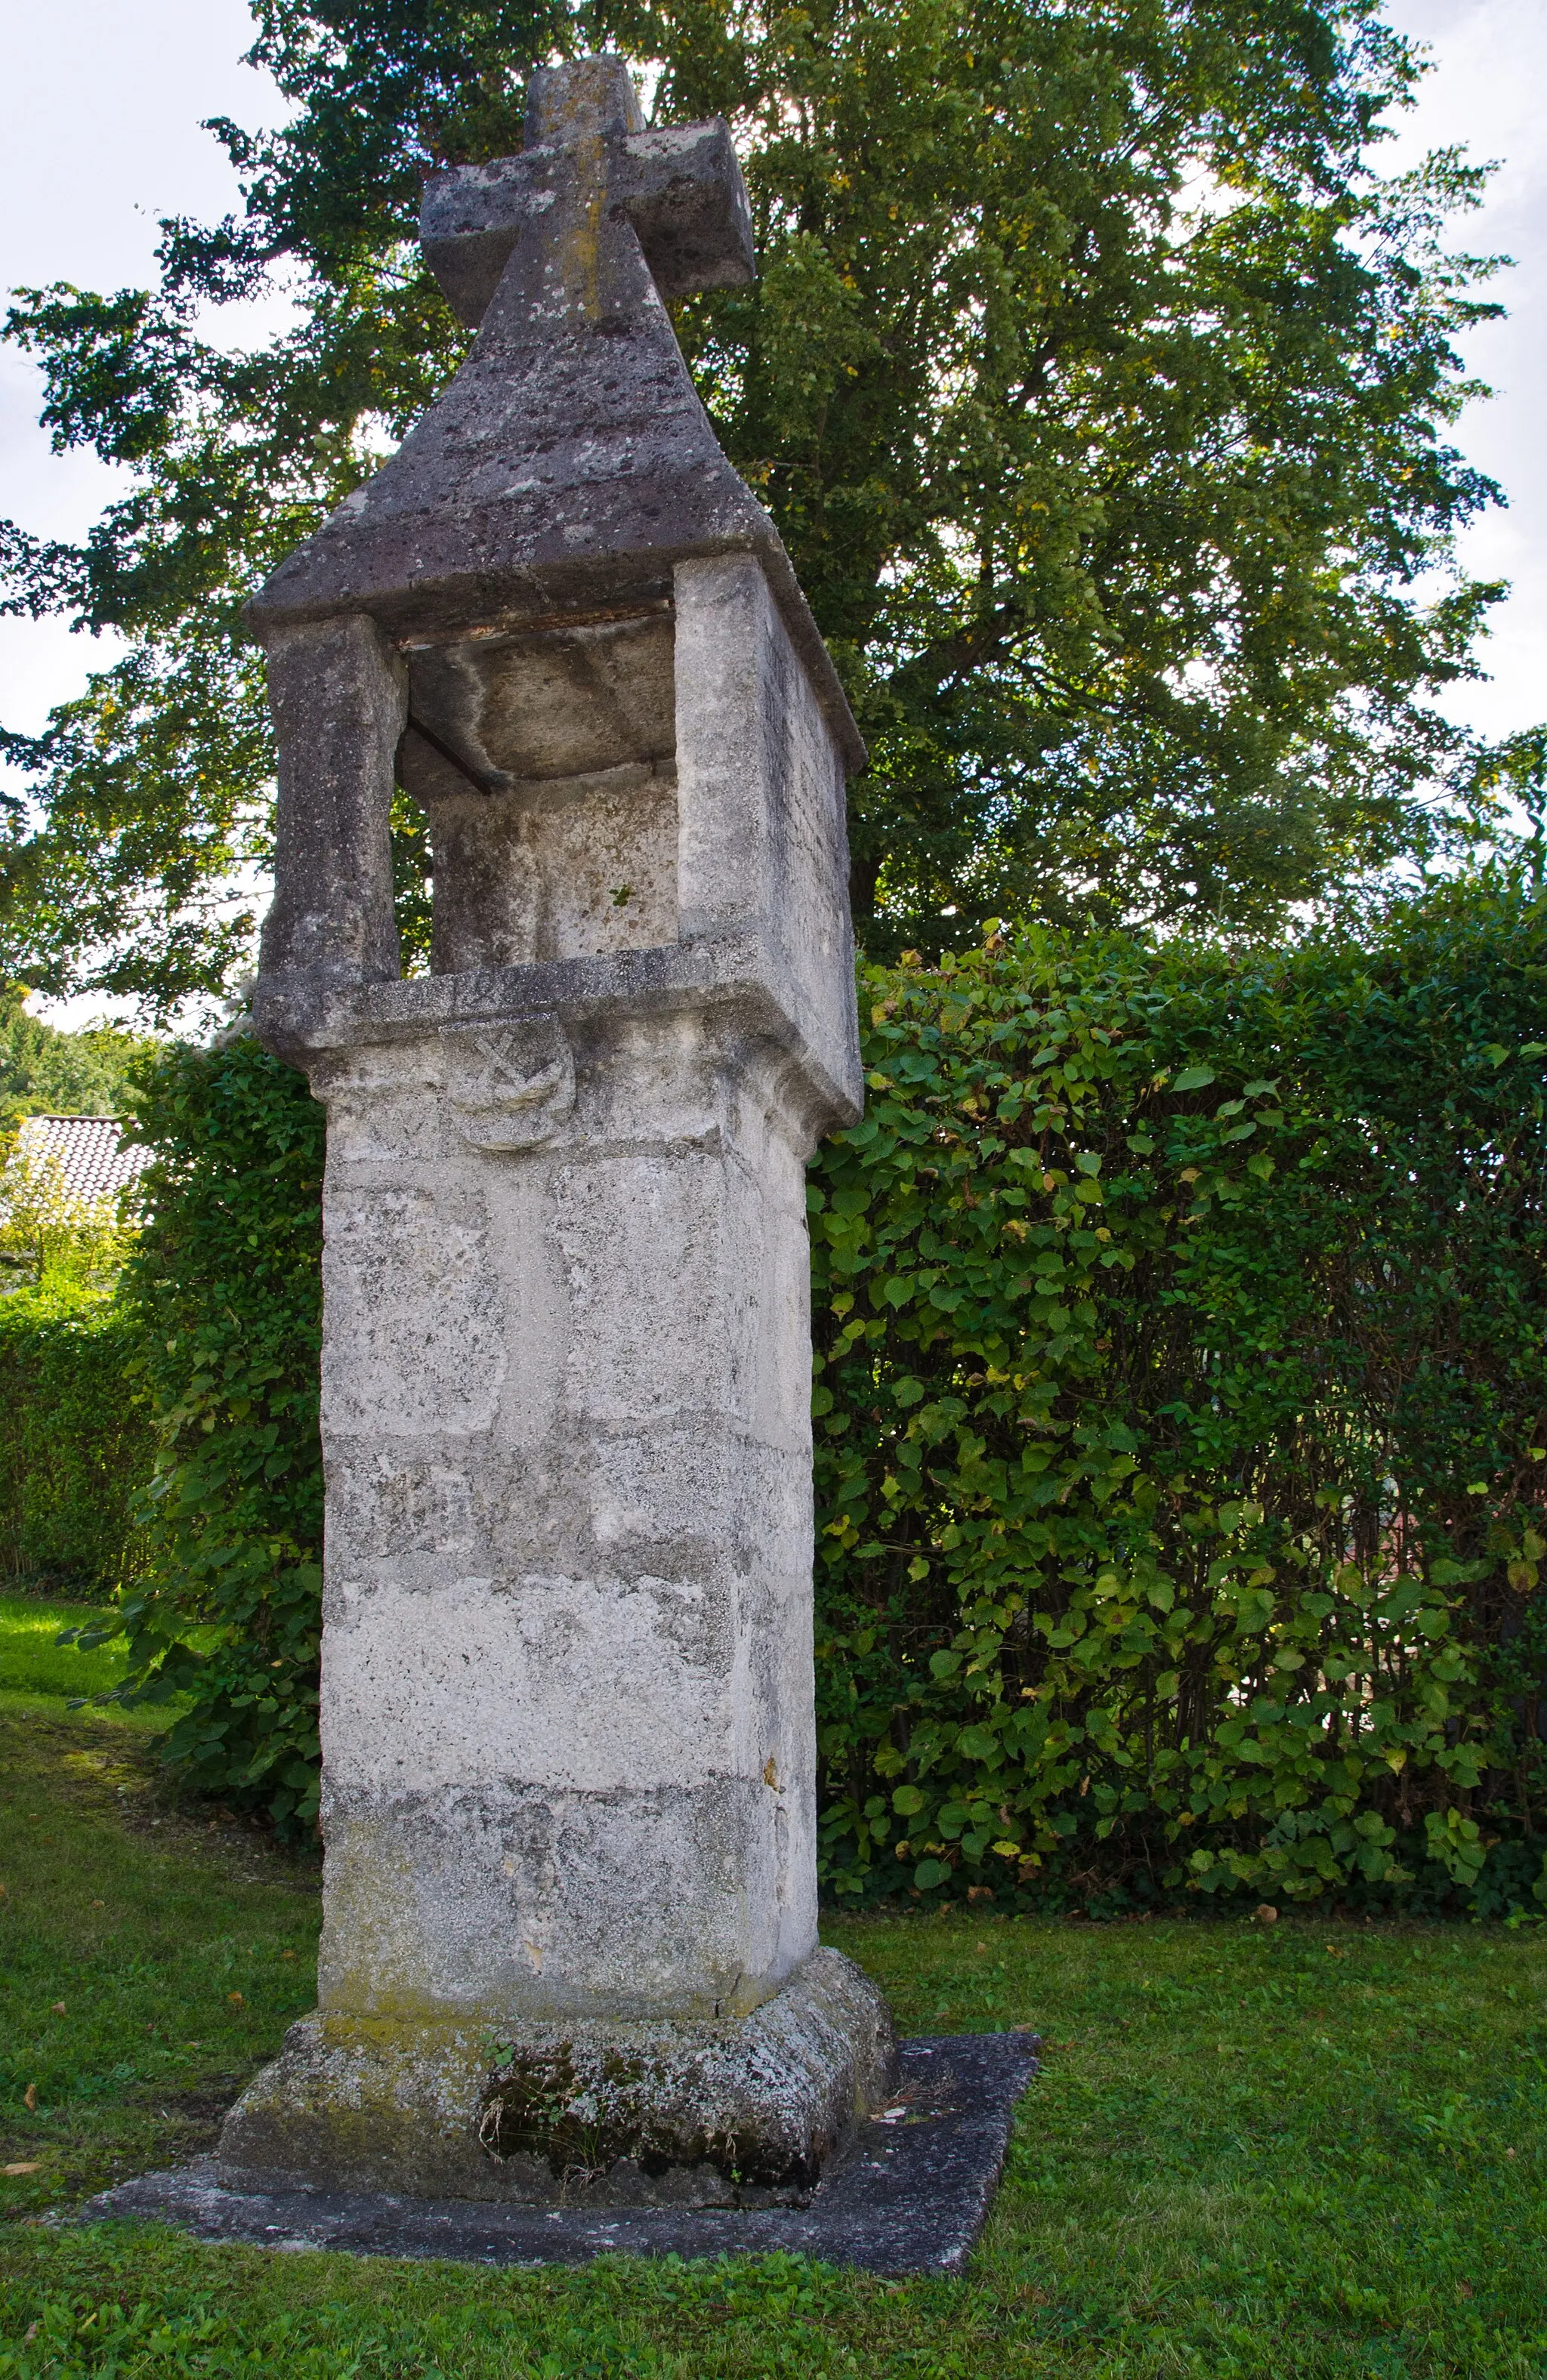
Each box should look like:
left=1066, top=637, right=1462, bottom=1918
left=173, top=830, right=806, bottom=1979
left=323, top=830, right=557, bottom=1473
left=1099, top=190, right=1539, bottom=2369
left=103, top=1036, right=326, bottom=1830
left=46, top=877, right=1547, bottom=1906
left=0, top=1285, right=149, bottom=1596
left=811, top=876, right=1547, bottom=1913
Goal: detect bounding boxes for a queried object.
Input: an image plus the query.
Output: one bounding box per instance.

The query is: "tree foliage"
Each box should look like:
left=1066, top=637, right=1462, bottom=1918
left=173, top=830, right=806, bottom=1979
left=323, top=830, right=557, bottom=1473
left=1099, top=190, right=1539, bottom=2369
left=0, top=986, right=156, bottom=1128
left=1, top=0, right=1534, bottom=1006
left=0, top=1147, right=137, bottom=1295
left=811, top=873, right=1547, bottom=1912
left=0, top=1285, right=150, bottom=1595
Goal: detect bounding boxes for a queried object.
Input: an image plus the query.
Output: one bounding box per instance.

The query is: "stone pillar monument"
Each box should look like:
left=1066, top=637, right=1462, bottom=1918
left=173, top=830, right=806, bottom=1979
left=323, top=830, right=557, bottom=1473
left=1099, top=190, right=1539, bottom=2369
left=218, top=54, right=894, bottom=2207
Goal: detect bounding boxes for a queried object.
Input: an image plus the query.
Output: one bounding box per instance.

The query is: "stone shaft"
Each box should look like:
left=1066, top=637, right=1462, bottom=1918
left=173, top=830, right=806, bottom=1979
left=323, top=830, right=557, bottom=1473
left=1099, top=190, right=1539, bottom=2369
left=315, top=1021, right=817, bottom=2026
left=286, top=554, right=859, bottom=2035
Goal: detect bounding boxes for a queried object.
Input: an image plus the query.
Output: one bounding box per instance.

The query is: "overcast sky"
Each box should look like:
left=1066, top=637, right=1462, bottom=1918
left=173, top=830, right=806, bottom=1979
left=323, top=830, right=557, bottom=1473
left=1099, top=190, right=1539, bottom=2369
left=1, top=1, right=1542, bottom=1019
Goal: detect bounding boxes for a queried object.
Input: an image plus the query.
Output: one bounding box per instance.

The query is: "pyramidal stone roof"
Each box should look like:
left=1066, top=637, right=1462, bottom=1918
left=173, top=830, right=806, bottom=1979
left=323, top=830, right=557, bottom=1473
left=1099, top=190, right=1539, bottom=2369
left=8, top=1114, right=144, bottom=1206
left=246, top=55, right=863, bottom=773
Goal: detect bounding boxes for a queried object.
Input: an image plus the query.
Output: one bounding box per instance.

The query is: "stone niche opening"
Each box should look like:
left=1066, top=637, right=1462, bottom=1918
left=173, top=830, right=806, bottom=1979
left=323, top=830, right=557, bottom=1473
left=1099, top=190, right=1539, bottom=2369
left=394, top=601, right=678, bottom=974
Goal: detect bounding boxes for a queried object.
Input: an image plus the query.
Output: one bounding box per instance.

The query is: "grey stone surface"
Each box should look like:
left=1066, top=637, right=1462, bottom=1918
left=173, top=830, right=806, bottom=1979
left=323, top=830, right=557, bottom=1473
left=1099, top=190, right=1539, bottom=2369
left=236, top=52, right=891, bottom=2205
left=218, top=1948, right=894, bottom=2206
left=258, top=614, right=405, bottom=986
left=93, top=2033, right=1039, bottom=2275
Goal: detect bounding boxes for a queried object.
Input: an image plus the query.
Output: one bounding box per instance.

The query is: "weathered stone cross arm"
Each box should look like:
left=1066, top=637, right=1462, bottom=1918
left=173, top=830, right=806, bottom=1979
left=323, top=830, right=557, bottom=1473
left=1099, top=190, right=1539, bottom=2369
left=421, top=94, right=755, bottom=329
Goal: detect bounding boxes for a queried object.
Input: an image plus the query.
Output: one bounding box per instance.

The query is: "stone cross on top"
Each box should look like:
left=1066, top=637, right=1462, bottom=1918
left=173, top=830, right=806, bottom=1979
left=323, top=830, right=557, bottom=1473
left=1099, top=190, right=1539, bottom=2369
left=249, top=51, right=857, bottom=725
left=248, top=52, right=863, bottom=1031
left=421, top=57, right=755, bottom=332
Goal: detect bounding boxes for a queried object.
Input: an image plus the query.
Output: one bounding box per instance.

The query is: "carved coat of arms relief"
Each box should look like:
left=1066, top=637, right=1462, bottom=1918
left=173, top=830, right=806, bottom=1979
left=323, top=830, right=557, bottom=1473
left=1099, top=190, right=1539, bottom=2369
left=440, top=1016, right=576, bottom=1149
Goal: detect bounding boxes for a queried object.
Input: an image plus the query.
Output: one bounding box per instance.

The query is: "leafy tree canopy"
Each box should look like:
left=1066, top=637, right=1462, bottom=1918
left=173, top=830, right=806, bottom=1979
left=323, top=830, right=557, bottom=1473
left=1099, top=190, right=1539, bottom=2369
left=1, top=0, right=1539, bottom=1011
left=0, top=985, right=158, bottom=1122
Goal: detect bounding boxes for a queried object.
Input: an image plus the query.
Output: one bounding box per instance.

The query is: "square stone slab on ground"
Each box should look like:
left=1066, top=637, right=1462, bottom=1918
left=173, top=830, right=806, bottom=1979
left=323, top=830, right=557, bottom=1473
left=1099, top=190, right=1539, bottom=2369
left=85, top=2033, right=1037, bottom=2278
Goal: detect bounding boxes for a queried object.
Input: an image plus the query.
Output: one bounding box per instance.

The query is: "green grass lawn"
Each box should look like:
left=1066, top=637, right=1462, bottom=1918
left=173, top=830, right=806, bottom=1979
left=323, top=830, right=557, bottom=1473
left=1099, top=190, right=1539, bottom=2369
left=2, top=1603, right=1545, bottom=2375
left=0, top=1594, right=135, bottom=1709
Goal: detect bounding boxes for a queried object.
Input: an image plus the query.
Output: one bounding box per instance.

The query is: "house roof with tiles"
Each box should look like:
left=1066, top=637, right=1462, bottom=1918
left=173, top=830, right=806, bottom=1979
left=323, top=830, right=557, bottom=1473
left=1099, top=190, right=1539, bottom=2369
left=8, top=1113, right=145, bottom=1205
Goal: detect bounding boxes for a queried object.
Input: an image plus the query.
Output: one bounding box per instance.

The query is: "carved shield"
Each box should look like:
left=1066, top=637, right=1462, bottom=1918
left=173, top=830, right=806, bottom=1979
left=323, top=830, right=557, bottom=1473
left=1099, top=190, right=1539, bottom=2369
left=441, top=1017, right=576, bottom=1150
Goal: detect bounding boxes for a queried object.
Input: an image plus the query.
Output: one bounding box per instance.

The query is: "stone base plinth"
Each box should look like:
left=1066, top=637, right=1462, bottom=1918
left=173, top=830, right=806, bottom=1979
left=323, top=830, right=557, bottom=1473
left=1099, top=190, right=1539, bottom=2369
left=97, top=2034, right=1037, bottom=2277
left=216, top=1948, right=893, bottom=2208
